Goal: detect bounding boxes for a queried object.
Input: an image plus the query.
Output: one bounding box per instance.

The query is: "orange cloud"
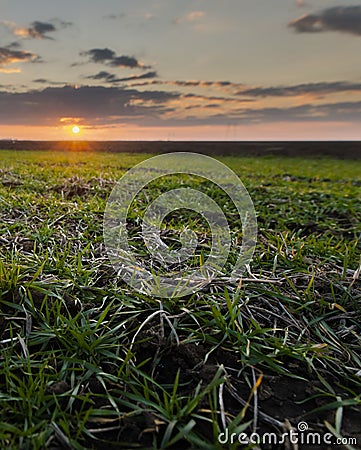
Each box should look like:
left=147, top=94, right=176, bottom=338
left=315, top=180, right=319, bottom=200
left=174, top=11, right=205, bottom=24
left=3, top=20, right=56, bottom=39
left=60, top=117, right=83, bottom=124
left=0, top=46, right=39, bottom=72
left=186, top=11, right=205, bottom=21
left=0, top=67, right=21, bottom=73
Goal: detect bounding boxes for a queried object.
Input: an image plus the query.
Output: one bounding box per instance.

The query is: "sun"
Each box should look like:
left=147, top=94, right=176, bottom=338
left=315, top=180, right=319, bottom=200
left=72, top=125, right=80, bottom=134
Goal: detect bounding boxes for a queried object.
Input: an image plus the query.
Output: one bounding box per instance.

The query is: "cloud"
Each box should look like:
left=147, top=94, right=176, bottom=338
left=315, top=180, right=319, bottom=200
left=157, top=100, right=361, bottom=126
left=83, top=48, right=116, bottom=63
left=28, top=21, right=56, bottom=38
left=185, top=103, right=221, bottom=110
left=171, top=80, right=232, bottom=88
left=296, top=0, right=308, bottom=7
left=238, top=101, right=361, bottom=123
left=0, top=82, right=360, bottom=129
left=5, top=41, right=22, bottom=50
left=112, top=71, right=158, bottom=83
left=0, top=47, right=39, bottom=72
left=81, top=48, right=150, bottom=69
left=33, top=78, right=67, bottom=86
left=2, top=19, right=72, bottom=40
left=103, top=11, right=155, bottom=26
left=174, top=10, right=205, bottom=24
left=111, top=56, right=148, bottom=69
left=144, top=13, right=155, bottom=21
left=86, top=70, right=158, bottom=83
left=186, top=11, right=205, bottom=21
left=86, top=71, right=117, bottom=82
left=0, top=67, right=21, bottom=74
left=3, top=20, right=56, bottom=39
left=120, top=77, right=361, bottom=103
left=0, top=85, right=179, bottom=126
left=51, top=19, right=73, bottom=29
left=238, top=81, right=361, bottom=97
left=289, top=6, right=361, bottom=36
left=182, top=93, right=253, bottom=103
left=103, top=12, right=126, bottom=20
left=129, top=79, right=236, bottom=90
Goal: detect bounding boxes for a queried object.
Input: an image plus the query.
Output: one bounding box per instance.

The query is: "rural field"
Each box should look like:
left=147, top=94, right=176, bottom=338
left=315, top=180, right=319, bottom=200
left=0, top=148, right=360, bottom=449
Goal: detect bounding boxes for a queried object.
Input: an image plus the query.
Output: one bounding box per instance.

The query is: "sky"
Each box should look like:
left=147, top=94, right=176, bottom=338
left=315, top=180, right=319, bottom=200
left=0, top=0, right=361, bottom=140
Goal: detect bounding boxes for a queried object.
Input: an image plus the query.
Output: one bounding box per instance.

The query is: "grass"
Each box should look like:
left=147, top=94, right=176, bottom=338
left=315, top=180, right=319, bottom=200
left=0, top=149, right=360, bottom=449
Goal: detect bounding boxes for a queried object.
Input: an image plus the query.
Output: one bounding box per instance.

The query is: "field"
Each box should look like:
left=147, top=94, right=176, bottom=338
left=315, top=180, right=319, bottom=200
left=0, top=149, right=360, bottom=449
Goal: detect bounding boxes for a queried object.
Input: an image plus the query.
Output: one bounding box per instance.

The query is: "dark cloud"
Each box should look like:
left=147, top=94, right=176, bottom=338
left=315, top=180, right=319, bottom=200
left=143, top=78, right=361, bottom=99
left=182, top=93, right=251, bottom=103
left=103, top=13, right=126, bottom=20
left=1, top=57, right=361, bottom=127
left=289, top=6, right=361, bottom=36
left=89, top=75, right=361, bottom=104
left=238, top=81, right=361, bottom=97
left=86, top=71, right=117, bottom=82
left=111, top=55, right=146, bottom=69
left=157, top=101, right=361, bottom=127
left=238, top=101, right=361, bottom=123
left=51, top=19, right=73, bottom=28
left=33, top=78, right=66, bottom=86
left=30, top=21, right=56, bottom=39
left=86, top=70, right=158, bottom=83
left=84, top=48, right=116, bottom=63
left=2, top=19, right=72, bottom=40
left=128, top=79, right=238, bottom=91
left=3, top=20, right=56, bottom=39
left=5, top=42, right=22, bottom=49
left=170, top=80, right=232, bottom=88
left=81, top=48, right=150, bottom=69
left=185, top=103, right=221, bottom=110
left=0, top=85, right=179, bottom=125
left=289, top=14, right=321, bottom=33
left=0, top=47, right=38, bottom=69
left=0, top=82, right=360, bottom=128
left=116, top=71, right=158, bottom=82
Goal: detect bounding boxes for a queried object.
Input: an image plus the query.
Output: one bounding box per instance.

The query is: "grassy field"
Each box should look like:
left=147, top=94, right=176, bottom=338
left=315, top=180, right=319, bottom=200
left=0, top=149, right=360, bottom=449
